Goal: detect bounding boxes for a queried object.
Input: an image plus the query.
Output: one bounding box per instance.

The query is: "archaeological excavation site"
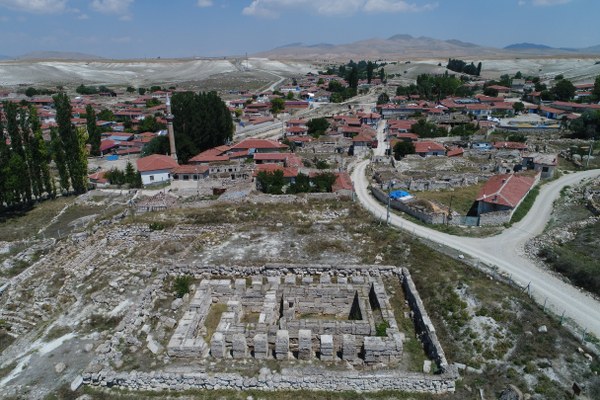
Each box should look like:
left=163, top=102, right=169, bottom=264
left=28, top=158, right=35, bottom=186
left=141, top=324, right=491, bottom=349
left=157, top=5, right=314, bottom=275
left=87, top=264, right=456, bottom=393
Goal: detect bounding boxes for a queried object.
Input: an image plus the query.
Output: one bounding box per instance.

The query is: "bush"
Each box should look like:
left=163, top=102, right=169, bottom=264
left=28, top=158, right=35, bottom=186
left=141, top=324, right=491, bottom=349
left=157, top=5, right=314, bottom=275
left=173, top=275, right=193, bottom=298
left=375, top=320, right=389, bottom=337
left=149, top=222, right=165, bottom=231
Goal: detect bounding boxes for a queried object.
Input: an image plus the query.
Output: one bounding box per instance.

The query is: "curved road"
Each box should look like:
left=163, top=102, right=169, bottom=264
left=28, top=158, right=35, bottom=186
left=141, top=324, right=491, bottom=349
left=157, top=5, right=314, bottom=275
left=352, top=159, right=600, bottom=338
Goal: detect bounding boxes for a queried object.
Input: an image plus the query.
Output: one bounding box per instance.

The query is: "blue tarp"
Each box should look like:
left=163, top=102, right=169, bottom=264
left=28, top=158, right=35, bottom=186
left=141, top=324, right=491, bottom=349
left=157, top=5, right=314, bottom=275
left=106, top=155, right=119, bottom=161
left=389, top=190, right=410, bottom=200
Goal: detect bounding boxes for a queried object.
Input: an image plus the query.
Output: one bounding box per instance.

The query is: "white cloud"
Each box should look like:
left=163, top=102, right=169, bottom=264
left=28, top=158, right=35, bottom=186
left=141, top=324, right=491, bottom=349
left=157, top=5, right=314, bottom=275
left=242, top=0, right=436, bottom=17
left=363, top=0, right=438, bottom=13
left=90, top=0, right=133, bottom=16
left=531, top=0, right=571, bottom=5
left=0, top=0, right=67, bottom=14
left=197, top=0, right=213, bottom=7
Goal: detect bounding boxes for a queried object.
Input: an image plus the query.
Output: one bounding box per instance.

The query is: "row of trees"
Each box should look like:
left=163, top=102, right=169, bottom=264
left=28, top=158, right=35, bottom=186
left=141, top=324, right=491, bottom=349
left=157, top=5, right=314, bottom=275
left=141, top=91, right=234, bottom=163
left=0, top=93, right=88, bottom=210
left=104, top=161, right=142, bottom=188
left=396, top=73, right=472, bottom=101
left=256, top=170, right=336, bottom=194
left=447, top=59, right=482, bottom=76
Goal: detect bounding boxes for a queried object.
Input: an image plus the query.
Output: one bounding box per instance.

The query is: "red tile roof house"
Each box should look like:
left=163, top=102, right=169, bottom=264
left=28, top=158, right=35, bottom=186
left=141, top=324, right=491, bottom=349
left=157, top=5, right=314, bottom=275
left=88, top=171, right=109, bottom=188
left=414, top=141, right=446, bottom=157
left=136, top=154, right=179, bottom=186
left=171, top=165, right=210, bottom=182
left=476, top=172, right=540, bottom=225
left=228, top=138, right=288, bottom=154
left=252, top=163, right=299, bottom=190
left=331, top=172, right=354, bottom=197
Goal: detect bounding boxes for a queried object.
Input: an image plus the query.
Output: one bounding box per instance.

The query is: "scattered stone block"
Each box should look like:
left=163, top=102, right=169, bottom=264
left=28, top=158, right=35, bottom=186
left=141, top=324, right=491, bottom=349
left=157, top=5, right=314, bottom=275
left=538, top=325, right=548, bottom=333
left=70, top=375, right=83, bottom=392
left=423, top=360, right=432, bottom=373
left=147, top=338, right=162, bottom=355
left=55, top=362, right=66, bottom=374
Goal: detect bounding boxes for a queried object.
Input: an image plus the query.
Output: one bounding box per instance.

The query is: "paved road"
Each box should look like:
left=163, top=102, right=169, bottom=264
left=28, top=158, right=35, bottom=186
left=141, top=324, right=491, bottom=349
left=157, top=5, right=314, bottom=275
left=352, top=159, right=600, bottom=338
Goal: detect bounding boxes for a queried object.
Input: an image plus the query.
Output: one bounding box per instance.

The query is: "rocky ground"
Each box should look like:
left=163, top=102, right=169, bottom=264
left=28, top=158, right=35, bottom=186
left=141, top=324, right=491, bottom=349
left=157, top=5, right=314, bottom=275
left=0, top=191, right=598, bottom=399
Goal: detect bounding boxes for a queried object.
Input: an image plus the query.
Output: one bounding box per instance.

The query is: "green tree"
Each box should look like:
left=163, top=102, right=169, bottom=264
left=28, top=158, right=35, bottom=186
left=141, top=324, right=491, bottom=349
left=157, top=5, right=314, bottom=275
left=124, top=161, right=140, bottom=188
left=393, top=141, right=415, bottom=160
left=288, top=172, right=311, bottom=194
left=171, top=91, right=234, bottom=163
left=593, top=75, right=600, bottom=100
left=97, top=108, right=115, bottom=121
left=256, top=170, right=285, bottom=194
left=86, top=105, right=100, bottom=156
left=570, top=110, right=600, bottom=140
left=379, top=67, right=385, bottom=83
left=347, top=66, right=359, bottom=90
left=138, top=115, right=165, bottom=133
left=126, top=86, right=136, bottom=93
left=50, top=127, right=69, bottom=193
left=286, top=91, right=295, bottom=100
left=76, top=84, right=98, bottom=95
left=138, top=88, right=147, bottom=96
left=25, top=87, right=38, bottom=97
left=270, top=97, right=285, bottom=115
left=411, top=119, right=447, bottom=138
left=367, top=61, right=374, bottom=84
left=484, top=87, right=499, bottom=97
left=552, top=79, right=576, bottom=101
left=512, top=102, right=525, bottom=114
left=141, top=135, right=170, bottom=156
left=311, top=172, right=336, bottom=192
left=306, top=117, right=330, bottom=138
left=377, top=93, right=390, bottom=105
left=54, top=93, right=87, bottom=194
left=146, top=98, right=161, bottom=108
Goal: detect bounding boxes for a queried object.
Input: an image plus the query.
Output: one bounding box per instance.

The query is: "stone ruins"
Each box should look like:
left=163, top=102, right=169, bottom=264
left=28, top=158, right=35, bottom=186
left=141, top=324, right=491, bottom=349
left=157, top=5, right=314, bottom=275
left=167, top=273, right=404, bottom=364
left=82, top=264, right=458, bottom=394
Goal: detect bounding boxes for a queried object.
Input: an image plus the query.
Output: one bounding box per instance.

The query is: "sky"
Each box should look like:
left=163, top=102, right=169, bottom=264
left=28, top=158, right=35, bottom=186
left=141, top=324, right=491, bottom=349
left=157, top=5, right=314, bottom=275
left=0, top=0, right=599, bottom=59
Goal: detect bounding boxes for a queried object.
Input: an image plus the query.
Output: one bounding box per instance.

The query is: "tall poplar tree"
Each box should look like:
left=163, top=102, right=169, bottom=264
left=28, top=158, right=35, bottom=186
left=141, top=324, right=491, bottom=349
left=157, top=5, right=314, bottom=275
left=54, top=93, right=87, bottom=194
left=86, top=105, right=100, bottom=156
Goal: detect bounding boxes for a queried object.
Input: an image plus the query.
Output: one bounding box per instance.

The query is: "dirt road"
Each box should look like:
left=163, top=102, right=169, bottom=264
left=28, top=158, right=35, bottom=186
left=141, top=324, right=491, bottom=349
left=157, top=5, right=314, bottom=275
left=352, top=160, right=600, bottom=339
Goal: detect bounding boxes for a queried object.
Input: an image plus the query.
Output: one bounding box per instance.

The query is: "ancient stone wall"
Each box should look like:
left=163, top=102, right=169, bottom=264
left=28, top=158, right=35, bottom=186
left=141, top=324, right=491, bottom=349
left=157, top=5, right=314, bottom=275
left=401, top=268, right=449, bottom=372
left=83, top=367, right=457, bottom=393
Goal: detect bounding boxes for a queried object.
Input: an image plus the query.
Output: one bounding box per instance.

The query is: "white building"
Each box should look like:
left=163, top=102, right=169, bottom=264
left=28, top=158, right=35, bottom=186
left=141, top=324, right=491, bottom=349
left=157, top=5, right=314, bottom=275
left=136, top=154, right=179, bottom=186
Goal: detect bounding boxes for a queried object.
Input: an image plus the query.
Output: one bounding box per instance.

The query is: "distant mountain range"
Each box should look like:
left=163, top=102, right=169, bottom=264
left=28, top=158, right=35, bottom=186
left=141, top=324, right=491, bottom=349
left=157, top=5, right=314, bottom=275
left=257, top=34, right=600, bottom=60
left=17, top=51, right=102, bottom=60
left=0, top=51, right=103, bottom=61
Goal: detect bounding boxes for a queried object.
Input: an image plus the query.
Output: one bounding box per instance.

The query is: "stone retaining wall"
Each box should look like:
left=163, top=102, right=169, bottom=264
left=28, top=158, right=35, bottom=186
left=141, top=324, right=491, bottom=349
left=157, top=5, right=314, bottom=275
left=401, top=268, right=449, bottom=372
left=83, top=366, right=457, bottom=393
left=372, top=187, right=446, bottom=225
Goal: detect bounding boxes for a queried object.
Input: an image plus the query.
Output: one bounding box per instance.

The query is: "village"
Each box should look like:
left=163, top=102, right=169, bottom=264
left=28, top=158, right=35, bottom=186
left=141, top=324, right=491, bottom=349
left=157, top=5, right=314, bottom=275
left=1, top=62, right=597, bottom=229
left=1, top=57, right=600, bottom=400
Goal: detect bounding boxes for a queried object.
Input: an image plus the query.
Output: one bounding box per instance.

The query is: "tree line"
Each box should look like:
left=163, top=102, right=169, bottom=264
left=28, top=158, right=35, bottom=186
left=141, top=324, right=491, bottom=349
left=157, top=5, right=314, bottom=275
left=143, top=91, right=233, bottom=163
left=256, top=170, right=337, bottom=194
left=396, top=73, right=473, bottom=100
left=447, top=59, right=482, bottom=76
left=0, top=93, right=89, bottom=211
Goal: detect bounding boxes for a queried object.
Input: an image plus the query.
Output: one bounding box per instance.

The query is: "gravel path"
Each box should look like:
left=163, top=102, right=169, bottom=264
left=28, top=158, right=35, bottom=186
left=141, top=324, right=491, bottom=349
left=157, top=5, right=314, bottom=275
left=352, top=159, right=600, bottom=338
